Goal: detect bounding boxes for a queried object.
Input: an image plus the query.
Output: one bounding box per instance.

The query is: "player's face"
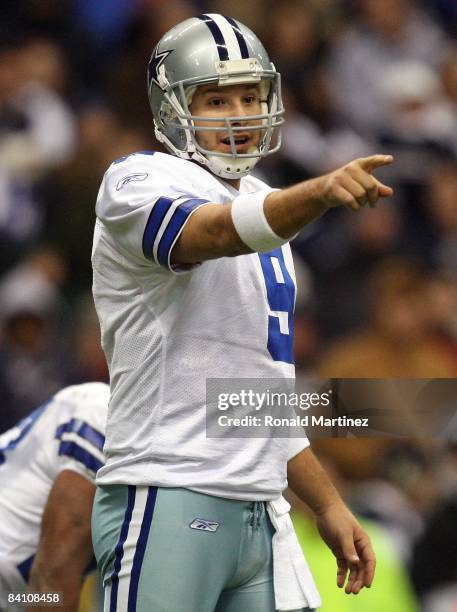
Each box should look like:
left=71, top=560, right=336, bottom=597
left=189, top=83, right=263, bottom=154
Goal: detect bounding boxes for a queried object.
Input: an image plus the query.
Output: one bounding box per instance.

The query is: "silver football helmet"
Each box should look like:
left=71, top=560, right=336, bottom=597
left=147, top=14, right=284, bottom=179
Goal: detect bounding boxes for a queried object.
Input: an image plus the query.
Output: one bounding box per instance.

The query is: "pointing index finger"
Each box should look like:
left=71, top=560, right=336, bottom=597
left=358, top=155, right=394, bottom=173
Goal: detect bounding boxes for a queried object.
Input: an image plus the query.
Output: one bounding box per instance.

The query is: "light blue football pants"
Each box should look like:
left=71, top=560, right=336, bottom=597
left=92, top=485, right=315, bottom=612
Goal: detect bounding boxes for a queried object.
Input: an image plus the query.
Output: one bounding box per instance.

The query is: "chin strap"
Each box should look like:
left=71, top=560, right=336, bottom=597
left=191, top=149, right=260, bottom=179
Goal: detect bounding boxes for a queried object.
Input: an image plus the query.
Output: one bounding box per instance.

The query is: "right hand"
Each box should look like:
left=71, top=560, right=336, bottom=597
left=319, top=155, right=394, bottom=212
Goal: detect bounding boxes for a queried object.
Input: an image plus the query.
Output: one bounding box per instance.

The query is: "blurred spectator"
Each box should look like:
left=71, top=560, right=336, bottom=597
left=371, top=61, right=457, bottom=263
left=350, top=443, right=436, bottom=563
left=0, top=248, right=68, bottom=431
left=378, top=62, right=457, bottom=177
left=267, top=1, right=325, bottom=89
left=316, top=257, right=457, bottom=377
left=424, top=273, right=457, bottom=364
left=142, top=0, right=200, bottom=36
left=17, top=38, right=68, bottom=96
left=72, top=0, right=138, bottom=48
left=0, top=38, right=76, bottom=176
left=0, top=38, right=76, bottom=272
left=295, top=203, right=402, bottom=339
left=3, top=1, right=72, bottom=42
left=107, top=0, right=197, bottom=133
left=410, top=441, right=457, bottom=609
left=0, top=247, right=66, bottom=319
left=68, top=0, right=140, bottom=94
left=203, top=0, right=269, bottom=40
left=277, top=82, right=375, bottom=180
left=411, top=491, right=457, bottom=609
left=327, top=0, right=450, bottom=135
left=426, top=159, right=457, bottom=274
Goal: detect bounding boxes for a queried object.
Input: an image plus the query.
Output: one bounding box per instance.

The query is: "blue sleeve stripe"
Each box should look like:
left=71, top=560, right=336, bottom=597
left=142, top=196, right=174, bottom=260
left=156, top=198, right=209, bottom=268
left=55, top=419, right=105, bottom=451
left=58, top=441, right=104, bottom=473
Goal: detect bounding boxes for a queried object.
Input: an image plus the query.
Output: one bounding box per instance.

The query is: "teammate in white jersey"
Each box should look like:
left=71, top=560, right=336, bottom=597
left=92, top=13, right=393, bottom=612
left=0, top=382, right=109, bottom=612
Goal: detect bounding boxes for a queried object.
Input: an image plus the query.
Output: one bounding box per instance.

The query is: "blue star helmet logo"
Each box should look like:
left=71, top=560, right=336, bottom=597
left=148, top=47, right=173, bottom=91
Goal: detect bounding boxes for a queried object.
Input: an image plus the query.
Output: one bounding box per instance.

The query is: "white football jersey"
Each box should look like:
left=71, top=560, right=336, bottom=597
left=0, top=382, right=108, bottom=599
left=92, top=152, right=308, bottom=500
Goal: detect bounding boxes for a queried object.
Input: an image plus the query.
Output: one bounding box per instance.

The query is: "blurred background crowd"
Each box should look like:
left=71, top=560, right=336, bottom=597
left=0, top=1, right=456, bottom=610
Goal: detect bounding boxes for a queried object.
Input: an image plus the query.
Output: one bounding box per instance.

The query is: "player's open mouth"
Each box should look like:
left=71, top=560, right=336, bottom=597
left=220, top=134, right=251, bottom=150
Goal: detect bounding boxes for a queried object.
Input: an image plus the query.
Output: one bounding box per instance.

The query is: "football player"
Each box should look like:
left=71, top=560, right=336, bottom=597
left=91, top=13, right=392, bottom=612
left=0, top=383, right=109, bottom=611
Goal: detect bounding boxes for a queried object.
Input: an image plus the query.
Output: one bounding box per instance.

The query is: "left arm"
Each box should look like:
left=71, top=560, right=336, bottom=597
left=287, top=447, right=376, bottom=595
left=25, top=470, right=95, bottom=612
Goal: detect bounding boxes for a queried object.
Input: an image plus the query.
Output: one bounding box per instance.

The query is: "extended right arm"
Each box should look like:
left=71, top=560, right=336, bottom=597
left=171, top=155, right=393, bottom=265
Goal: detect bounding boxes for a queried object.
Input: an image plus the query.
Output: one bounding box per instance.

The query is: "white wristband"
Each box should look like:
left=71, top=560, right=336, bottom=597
left=231, top=189, right=288, bottom=252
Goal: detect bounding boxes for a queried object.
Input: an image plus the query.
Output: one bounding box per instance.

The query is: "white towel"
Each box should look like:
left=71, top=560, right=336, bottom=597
left=266, top=496, right=322, bottom=611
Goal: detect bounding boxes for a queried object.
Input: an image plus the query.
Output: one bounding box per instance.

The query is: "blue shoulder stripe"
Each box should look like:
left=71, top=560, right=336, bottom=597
left=156, top=198, right=209, bottom=267
left=55, top=419, right=105, bottom=451
left=58, top=441, right=103, bottom=473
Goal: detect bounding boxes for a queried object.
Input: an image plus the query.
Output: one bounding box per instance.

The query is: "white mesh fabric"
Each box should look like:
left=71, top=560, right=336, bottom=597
left=92, top=152, right=309, bottom=499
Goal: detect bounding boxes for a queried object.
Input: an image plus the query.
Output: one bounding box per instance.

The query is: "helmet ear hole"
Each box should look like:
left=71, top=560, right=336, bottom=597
left=159, top=102, right=173, bottom=127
